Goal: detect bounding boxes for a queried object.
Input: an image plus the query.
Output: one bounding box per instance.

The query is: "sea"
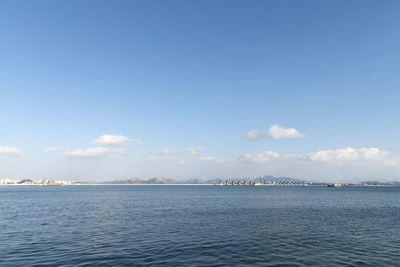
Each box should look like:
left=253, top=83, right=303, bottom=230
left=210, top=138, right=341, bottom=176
left=1, top=185, right=400, bottom=266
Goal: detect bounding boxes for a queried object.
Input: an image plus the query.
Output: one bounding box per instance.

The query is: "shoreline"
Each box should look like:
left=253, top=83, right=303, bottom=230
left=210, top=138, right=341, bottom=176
left=1, top=184, right=399, bottom=187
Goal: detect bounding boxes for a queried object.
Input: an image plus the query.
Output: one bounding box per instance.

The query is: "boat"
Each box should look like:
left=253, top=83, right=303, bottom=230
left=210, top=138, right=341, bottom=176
left=327, top=183, right=343, bottom=187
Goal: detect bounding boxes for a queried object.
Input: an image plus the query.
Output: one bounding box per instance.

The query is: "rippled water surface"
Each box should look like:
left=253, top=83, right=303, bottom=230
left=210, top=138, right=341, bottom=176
left=1, top=185, right=400, bottom=266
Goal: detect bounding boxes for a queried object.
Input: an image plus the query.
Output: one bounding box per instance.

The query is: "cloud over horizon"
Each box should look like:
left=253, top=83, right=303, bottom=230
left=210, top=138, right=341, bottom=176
left=135, top=146, right=390, bottom=182
left=140, top=146, right=400, bottom=182
left=147, top=146, right=204, bottom=163
left=91, top=134, right=142, bottom=146
left=240, top=147, right=391, bottom=164
left=309, top=147, right=389, bottom=162
left=42, top=147, right=60, bottom=154
left=155, top=147, right=204, bottom=155
left=0, top=145, right=25, bottom=156
left=246, top=124, right=305, bottom=140
left=63, top=147, right=126, bottom=158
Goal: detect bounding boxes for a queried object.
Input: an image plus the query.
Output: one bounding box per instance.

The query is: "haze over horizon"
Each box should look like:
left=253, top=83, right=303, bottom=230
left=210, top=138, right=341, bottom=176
left=1, top=0, right=400, bottom=182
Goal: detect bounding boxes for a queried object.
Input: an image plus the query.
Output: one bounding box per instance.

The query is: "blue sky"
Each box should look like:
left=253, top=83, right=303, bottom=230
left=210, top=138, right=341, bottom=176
left=1, top=0, right=400, bottom=182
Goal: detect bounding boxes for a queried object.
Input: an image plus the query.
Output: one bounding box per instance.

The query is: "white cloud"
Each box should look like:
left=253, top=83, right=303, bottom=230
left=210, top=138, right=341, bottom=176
left=91, top=134, right=142, bottom=146
left=360, top=147, right=389, bottom=160
left=147, top=147, right=204, bottom=164
left=199, top=156, right=233, bottom=164
left=310, top=147, right=389, bottom=162
left=42, top=147, right=60, bottom=154
left=0, top=145, right=24, bottom=156
left=148, top=147, right=204, bottom=162
left=240, top=147, right=390, bottom=164
left=155, top=147, right=204, bottom=155
left=246, top=124, right=305, bottom=140
left=241, top=151, right=280, bottom=163
left=238, top=147, right=393, bottom=167
left=63, top=147, right=125, bottom=158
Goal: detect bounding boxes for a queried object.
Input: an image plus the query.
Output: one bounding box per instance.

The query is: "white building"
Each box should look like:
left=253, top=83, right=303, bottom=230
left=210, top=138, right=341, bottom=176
left=0, top=178, right=19, bottom=185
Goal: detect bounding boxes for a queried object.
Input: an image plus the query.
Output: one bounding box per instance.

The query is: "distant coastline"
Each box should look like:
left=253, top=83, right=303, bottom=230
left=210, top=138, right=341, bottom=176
left=2, top=176, right=400, bottom=187
left=2, top=183, right=400, bottom=187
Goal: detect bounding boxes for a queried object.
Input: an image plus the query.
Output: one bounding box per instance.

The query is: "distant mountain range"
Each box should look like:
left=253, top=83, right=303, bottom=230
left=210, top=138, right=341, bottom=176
left=102, top=177, right=215, bottom=184
left=254, top=175, right=307, bottom=183
left=99, top=176, right=308, bottom=185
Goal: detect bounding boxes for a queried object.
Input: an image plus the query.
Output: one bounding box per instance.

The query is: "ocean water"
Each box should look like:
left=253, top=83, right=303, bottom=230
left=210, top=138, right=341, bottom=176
left=1, top=185, right=400, bottom=266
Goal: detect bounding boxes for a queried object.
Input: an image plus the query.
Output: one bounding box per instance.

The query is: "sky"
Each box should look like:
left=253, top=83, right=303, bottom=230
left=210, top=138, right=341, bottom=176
left=1, top=0, right=400, bottom=182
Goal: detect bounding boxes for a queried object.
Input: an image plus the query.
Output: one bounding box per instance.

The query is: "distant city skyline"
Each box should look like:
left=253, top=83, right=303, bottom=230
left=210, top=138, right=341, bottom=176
left=1, top=0, right=400, bottom=182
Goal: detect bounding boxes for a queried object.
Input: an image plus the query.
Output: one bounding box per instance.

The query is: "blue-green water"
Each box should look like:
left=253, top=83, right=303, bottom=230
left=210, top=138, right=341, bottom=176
left=1, top=185, right=400, bottom=266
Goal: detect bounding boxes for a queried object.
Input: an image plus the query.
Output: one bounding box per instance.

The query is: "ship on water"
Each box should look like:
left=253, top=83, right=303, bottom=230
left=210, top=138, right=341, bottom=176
left=327, top=183, right=343, bottom=187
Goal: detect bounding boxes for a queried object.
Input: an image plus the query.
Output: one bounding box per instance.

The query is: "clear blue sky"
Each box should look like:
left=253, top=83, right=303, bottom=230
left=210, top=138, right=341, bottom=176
left=1, top=0, right=400, bottom=181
